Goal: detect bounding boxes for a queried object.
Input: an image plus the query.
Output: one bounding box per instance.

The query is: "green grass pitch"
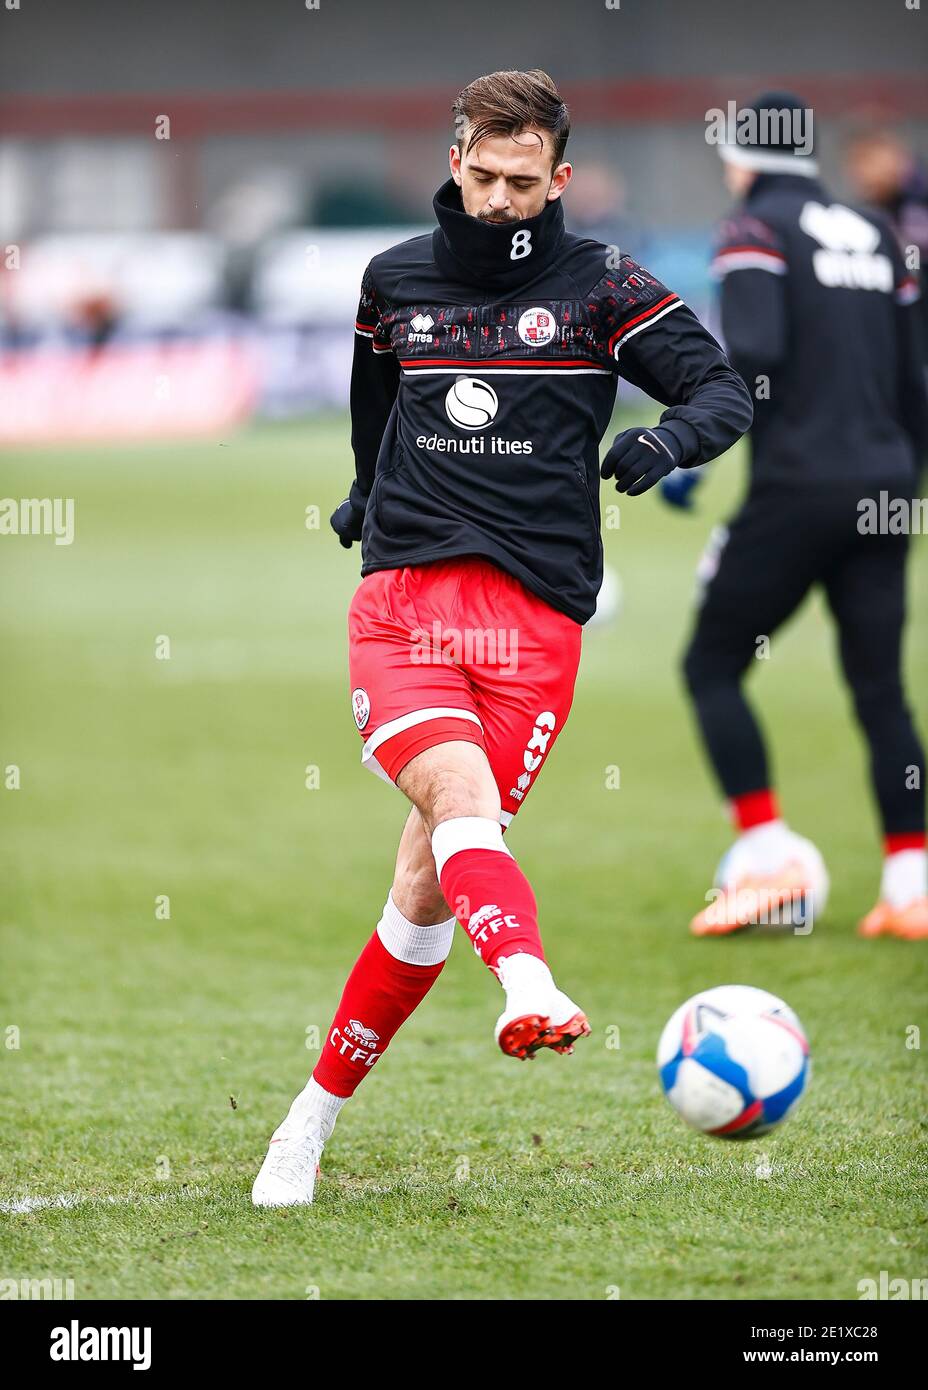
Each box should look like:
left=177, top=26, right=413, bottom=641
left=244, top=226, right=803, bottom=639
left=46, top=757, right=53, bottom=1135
left=1, top=410, right=926, bottom=1300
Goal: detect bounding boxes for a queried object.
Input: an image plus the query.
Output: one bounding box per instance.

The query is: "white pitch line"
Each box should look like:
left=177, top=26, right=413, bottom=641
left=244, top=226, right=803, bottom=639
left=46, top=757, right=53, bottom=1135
left=1, top=1187, right=210, bottom=1215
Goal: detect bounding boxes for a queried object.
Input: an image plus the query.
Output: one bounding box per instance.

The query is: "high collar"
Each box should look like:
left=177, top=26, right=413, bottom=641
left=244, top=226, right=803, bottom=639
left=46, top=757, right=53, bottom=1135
left=746, top=171, right=826, bottom=203
left=432, top=176, right=566, bottom=291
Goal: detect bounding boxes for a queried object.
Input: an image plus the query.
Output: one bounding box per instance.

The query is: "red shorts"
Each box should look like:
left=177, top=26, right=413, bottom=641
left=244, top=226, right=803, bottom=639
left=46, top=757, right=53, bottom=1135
left=347, top=558, right=582, bottom=824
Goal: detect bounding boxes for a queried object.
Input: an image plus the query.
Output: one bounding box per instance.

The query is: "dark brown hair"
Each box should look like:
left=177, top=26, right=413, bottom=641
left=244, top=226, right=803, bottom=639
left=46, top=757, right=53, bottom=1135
left=452, top=69, right=570, bottom=169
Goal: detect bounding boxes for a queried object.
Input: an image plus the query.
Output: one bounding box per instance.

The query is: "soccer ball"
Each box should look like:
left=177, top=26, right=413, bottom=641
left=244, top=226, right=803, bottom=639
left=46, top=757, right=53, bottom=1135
left=585, top=564, right=623, bottom=629
left=657, top=985, right=810, bottom=1139
left=714, top=832, right=830, bottom=925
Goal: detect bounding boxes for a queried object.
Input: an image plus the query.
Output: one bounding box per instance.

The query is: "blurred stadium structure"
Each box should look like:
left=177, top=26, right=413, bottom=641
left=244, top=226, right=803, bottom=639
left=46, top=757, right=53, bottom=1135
left=1, top=0, right=925, bottom=441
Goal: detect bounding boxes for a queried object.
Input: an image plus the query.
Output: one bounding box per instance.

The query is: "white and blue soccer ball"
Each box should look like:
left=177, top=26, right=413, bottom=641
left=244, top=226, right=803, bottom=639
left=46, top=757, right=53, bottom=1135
left=657, top=985, right=810, bottom=1139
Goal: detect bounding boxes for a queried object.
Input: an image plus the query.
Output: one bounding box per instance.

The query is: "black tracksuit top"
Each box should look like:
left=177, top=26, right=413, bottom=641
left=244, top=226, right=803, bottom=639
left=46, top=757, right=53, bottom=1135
left=712, top=173, right=928, bottom=491
left=346, top=177, right=753, bottom=624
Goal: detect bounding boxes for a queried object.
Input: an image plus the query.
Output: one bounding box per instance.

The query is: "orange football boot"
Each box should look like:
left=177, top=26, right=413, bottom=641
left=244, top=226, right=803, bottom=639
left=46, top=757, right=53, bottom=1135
left=690, top=860, right=815, bottom=937
left=858, top=897, right=928, bottom=940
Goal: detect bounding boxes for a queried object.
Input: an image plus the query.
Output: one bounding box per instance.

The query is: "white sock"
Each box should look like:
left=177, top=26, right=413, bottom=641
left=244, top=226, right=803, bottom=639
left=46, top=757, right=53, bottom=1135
left=278, top=1077, right=346, bottom=1143
left=376, top=891, right=456, bottom=966
left=881, top=849, right=927, bottom=909
left=736, top=819, right=795, bottom=873
left=496, top=952, right=554, bottom=999
left=431, top=815, right=512, bottom=877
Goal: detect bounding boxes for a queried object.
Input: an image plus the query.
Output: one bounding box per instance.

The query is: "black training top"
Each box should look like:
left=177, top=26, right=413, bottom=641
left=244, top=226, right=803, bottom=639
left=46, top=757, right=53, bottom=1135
left=345, top=177, right=752, bottom=623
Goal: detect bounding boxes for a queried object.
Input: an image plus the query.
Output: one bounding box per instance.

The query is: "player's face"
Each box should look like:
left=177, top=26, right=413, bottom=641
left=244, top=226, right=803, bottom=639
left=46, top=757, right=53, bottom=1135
left=845, top=137, right=908, bottom=204
left=722, top=162, right=757, bottom=199
left=450, top=127, right=571, bottom=222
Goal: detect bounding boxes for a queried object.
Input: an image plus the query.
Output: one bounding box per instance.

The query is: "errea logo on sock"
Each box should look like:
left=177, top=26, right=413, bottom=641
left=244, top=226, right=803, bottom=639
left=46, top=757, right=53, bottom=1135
left=346, top=1019, right=379, bottom=1044
left=330, top=1020, right=381, bottom=1067
left=467, top=903, right=520, bottom=947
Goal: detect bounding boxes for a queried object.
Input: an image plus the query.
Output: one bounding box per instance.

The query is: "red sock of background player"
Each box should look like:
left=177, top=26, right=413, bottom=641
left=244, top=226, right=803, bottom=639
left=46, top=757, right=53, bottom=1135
left=304, top=893, right=455, bottom=1109
left=731, top=788, right=781, bottom=832
left=881, top=832, right=927, bottom=908
left=431, top=816, right=547, bottom=978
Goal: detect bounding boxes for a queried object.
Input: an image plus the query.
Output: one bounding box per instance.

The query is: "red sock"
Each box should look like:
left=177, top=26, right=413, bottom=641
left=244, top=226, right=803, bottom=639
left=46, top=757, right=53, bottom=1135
left=313, top=922, right=448, bottom=1099
left=432, top=817, right=545, bottom=974
left=731, top=788, right=780, bottom=832
left=884, top=832, right=926, bottom=856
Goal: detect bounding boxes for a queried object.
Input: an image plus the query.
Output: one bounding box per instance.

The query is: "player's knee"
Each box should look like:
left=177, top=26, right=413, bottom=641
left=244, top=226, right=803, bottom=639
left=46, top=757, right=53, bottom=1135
left=392, top=859, right=449, bottom=925
left=398, top=742, right=500, bottom=834
left=683, top=635, right=744, bottom=697
left=682, top=638, right=713, bottom=696
left=426, top=776, right=501, bottom=833
left=850, top=675, right=907, bottom=733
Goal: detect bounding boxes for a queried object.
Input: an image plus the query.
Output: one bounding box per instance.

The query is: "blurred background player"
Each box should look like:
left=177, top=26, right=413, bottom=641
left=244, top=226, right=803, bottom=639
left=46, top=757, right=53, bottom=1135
left=252, top=69, right=751, bottom=1206
left=844, top=122, right=928, bottom=359
left=674, top=92, right=928, bottom=939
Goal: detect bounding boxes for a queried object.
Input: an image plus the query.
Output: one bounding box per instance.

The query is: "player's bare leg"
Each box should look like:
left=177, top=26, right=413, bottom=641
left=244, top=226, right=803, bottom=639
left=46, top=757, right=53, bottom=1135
left=391, top=806, right=453, bottom=926
left=397, top=740, right=590, bottom=1060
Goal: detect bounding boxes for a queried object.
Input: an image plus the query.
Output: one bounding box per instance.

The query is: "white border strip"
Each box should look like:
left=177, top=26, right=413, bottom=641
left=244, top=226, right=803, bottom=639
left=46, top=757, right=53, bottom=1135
left=362, top=706, right=482, bottom=764
left=719, top=145, right=819, bottom=176
left=401, top=365, right=612, bottom=375
left=711, top=251, right=788, bottom=278
left=431, top=816, right=512, bottom=877
left=376, top=892, right=456, bottom=965
left=612, top=299, right=683, bottom=357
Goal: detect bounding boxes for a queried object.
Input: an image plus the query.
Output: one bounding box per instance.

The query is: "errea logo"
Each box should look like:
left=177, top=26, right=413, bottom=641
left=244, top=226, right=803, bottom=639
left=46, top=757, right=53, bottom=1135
left=466, top=903, right=521, bottom=948
left=408, top=312, right=435, bottom=343
left=329, top=1019, right=382, bottom=1068
left=800, top=201, right=893, bottom=292
left=346, top=1019, right=379, bottom=1044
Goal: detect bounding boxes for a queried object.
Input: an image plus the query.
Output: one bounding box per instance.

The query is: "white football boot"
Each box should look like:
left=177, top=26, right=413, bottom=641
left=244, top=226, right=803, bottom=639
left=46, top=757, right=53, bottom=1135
left=252, top=1080, right=344, bottom=1207
left=252, top=1122, right=325, bottom=1208
left=493, top=953, right=590, bottom=1060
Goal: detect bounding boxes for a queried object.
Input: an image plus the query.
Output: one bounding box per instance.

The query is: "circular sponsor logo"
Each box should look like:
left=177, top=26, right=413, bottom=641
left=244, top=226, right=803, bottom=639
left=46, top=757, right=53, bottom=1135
left=517, top=307, right=557, bottom=347
left=444, top=375, right=499, bottom=430
left=351, top=687, right=371, bottom=731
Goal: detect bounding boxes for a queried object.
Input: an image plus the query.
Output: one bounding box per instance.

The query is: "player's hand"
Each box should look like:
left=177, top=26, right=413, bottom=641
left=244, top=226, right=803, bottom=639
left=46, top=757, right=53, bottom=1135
left=600, top=426, right=682, bottom=496
left=660, top=466, right=703, bottom=511
left=330, top=498, right=364, bottom=549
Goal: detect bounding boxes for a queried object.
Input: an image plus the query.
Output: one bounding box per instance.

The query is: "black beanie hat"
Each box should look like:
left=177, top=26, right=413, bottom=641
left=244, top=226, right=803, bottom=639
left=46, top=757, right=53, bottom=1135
left=719, top=90, right=818, bottom=176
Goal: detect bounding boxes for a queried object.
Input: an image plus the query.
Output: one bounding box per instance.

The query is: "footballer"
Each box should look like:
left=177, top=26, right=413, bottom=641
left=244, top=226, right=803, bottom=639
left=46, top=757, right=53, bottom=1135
left=253, top=69, right=752, bottom=1206
left=672, top=93, right=928, bottom=939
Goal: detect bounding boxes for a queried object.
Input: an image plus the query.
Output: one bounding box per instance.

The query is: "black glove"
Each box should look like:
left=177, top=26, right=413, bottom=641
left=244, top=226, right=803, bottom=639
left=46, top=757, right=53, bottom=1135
left=330, top=498, right=364, bottom=549
left=600, top=425, right=683, bottom=497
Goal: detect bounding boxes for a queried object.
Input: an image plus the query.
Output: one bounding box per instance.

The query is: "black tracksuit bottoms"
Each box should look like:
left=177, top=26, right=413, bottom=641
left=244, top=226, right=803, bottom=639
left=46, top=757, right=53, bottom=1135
left=682, top=479, right=925, bottom=837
